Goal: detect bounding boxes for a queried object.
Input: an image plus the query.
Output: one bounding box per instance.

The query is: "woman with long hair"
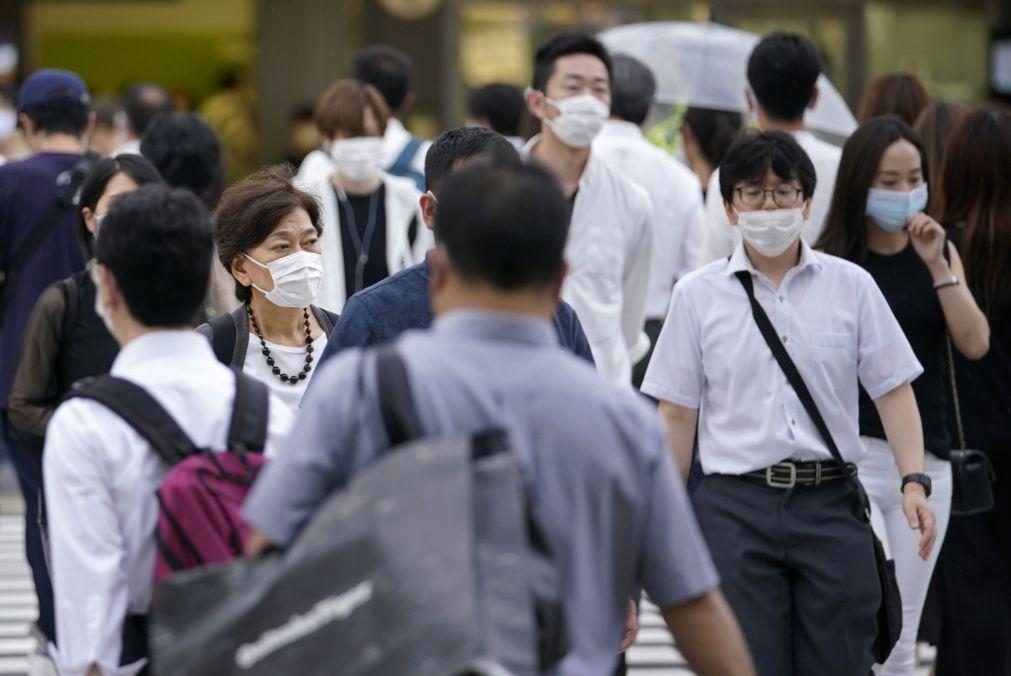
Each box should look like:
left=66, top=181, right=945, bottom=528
left=913, top=102, right=970, bottom=219
left=816, top=115, right=989, bottom=675
left=932, top=107, right=1011, bottom=676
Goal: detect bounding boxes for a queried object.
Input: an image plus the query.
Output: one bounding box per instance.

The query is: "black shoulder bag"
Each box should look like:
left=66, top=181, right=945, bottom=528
left=945, top=336, right=996, bottom=515
left=735, top=270, right=902, bottom=665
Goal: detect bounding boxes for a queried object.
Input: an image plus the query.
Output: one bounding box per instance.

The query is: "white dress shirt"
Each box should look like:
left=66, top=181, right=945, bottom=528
left=112, top=138, right=141, bottom=157
left=43, top=331, right=294, bottom=676
left=380, top=117, right=431, bottom=177
left=593, top=120, right=705, bottom=320
left=697, top=130, right=843, bottom=266
left=523, top=136, right=653, bottom=385
left=642, top=241, right=922, bottom=476
left=243, top=333, right=329, bottom=413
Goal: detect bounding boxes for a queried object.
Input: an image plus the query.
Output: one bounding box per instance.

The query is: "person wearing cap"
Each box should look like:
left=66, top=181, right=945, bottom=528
left=0, top=67, right=93, bottom=662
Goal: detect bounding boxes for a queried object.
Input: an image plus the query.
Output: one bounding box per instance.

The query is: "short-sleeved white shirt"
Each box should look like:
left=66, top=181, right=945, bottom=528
left=642, top=240, right=922, bottom=475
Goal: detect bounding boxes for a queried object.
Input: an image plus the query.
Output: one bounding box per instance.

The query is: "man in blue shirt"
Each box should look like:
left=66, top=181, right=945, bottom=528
left=245, top=160, right=755, bottom=675
left=316, top=127, right=593, bottom=370
left=0, top=68, right=92, bottom=652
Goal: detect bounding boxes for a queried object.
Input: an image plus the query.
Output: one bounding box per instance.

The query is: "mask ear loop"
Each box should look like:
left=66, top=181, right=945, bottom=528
left=243, top=253, right=275, bottom=296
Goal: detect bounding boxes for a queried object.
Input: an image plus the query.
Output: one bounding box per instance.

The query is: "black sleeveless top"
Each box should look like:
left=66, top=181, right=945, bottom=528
left=858, top=242, right=951, bottom=458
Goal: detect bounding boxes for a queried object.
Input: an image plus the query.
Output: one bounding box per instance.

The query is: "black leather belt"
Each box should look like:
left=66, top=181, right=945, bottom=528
left=740, top=460, right=858, bottom=489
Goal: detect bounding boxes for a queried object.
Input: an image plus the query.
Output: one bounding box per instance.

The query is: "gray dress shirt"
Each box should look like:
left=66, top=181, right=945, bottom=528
left=245, top=309, right=718, bottom=675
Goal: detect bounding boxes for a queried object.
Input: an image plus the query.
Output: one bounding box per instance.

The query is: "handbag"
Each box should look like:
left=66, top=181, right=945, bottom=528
left=734, top=271, right=902, bottom=665
left=945, top=337, right=996, bottom=515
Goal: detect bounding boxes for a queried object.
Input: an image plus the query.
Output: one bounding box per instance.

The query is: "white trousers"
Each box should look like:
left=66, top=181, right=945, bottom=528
left=858, top=436, right=952, bottom=676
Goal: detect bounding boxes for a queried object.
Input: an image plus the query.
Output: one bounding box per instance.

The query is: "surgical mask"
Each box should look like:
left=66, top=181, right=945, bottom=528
left=539, top=93, right=609, bottom=148
left=736, top=207, right=807, bottom=258
left=0, top=109, right=15, bottom=142
left=866, top=184, right=929, bottom=232
left=244, top=250, right=324, bottom=308
left=330, top=137, right=383, bottom=182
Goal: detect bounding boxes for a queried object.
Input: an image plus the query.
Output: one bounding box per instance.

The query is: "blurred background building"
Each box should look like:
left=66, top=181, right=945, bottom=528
left=0, top=0, right=1007, bottom=168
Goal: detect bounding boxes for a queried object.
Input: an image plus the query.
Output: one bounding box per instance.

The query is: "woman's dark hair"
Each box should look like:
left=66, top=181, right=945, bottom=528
left=718, top=130, right=816, bottom=203
left=939, top=107, right=1011, bottom=317
left=78, top=154, right=164, bottom=257
left=214, top=165, right=323, bottom=303
left=857, top=73, right=930, bottom=127
left=683, top=106, right=744, bottom=168
left=816, top=116, right=926, bottom=262
left=913, top=101, right=970, bottom=219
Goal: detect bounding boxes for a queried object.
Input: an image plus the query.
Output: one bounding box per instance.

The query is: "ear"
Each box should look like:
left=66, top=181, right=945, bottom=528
left=808, top=85, right=820, bottom=111
left=18, top=113, right=32, bottom=137
left=82, top=206, right=97, bottom=235
left=525, top=88, right=548, bottom=120
left=230, top=255, right=253, bottom=291
left=724, top=199, right=739, bottom=226
left=420, top=193, right=436, bottom=231
left=802, top=198, right=812, bottom=220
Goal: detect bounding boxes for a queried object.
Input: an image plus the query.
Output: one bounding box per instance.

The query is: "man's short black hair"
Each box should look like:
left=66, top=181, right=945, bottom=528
left=424, top=127, right=520, bottom=195
left=95, top=184, right=213, bottom=327
left=610, top=54, right=656, bottom=126
left=123, top=83, right=173, bottom=138
left=719, top=130, right=816, bottom=203
left=747, top=32, right=821, bottom=123
left=352, top=45, right=413, bottom=113
left=22, top=103, right=90, bottom=137
left=468, top=83, right=525, bottom=137
left=532, top=32, right=613, bottom=92
left=437, top=161, right=569, bottom=291
left=140, top=112, right=223, bottom=208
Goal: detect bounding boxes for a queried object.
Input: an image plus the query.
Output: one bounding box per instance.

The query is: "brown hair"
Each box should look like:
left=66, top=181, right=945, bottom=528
left=858, top=73, right=930, bottom=127
left=214, top=165, right=323, bottom=303
left=939, top=107, right=1011, bottom=317
left=913, top=101, right=970, bottom=218
left=314, top=79, right=390, bottom=140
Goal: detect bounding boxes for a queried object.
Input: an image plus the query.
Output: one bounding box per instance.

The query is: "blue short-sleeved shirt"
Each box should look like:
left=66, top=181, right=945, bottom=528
left=246, top=310, right=717, bottom=676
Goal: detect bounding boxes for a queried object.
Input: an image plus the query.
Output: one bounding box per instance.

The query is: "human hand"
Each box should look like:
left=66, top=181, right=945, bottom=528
left=907, top=213, right=947, bottom=269
left=901, top=485, right=937, bottom=560
left=618, top=598, right=639, bottom=652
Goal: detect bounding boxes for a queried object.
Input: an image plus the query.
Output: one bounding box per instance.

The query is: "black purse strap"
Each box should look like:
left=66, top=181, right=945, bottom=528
left=943, top=336, right=968, bottom=456
left=735, top=271, right=868, bottom=514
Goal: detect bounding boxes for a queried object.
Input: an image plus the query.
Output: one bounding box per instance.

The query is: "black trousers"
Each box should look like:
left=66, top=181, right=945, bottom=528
left=935, top=448, right=1011, bottom=675
left=692, top=475, right=880, bottom=676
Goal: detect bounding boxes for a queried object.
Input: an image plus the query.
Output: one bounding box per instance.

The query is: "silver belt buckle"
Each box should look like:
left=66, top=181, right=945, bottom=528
left=766, top=462, right=797, bottom=489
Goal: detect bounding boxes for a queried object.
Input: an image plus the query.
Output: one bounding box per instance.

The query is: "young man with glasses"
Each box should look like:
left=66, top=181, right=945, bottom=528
left=642, top=131, right=937, bottom=675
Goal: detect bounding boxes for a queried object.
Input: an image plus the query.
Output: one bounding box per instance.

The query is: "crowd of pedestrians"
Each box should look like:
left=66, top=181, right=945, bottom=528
left=0, top=23, right=1007, bottom=676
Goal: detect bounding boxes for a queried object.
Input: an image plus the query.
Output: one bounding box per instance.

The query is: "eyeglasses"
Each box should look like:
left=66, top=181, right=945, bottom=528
left=735, top=186, right=804, bottom=209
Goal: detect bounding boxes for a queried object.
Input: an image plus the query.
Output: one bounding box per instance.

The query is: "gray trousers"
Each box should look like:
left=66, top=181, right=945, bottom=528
left=692, top=474, right=880, bottom=676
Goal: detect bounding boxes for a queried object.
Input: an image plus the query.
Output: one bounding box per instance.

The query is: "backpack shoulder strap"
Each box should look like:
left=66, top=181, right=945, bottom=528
left=58, top=276, right=79, bottom=346
left=390, top=136, right=423, bottom=175
left=227, top=370, right=269, bottom=452
left=375, top=345, right=423, bottom=448
left=66, top=376, right=198, bottom=465
left=209, top=311, right=238, bottom=366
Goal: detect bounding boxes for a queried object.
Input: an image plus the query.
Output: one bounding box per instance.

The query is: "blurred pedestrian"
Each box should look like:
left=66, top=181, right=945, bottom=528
left=681, top=106, right=743, bottom=197
left=0, top=85, right=27, bottom=164
left=284, top=103, right=321, bottom=168
left=817, top=116, right=989, bottom=676
left=198, top=167, right=339, bottom=412
left=913, top=101, right=970, bottom=219
left=523, top=33, right=652, bottom=386
left=644, top=131, right=937, bottom=676
left=316, top=126, right=592, bottom=368
left=592, top=54, right=705, bottom=389
left=700, top=32, right=842, bottom=264
left=88, top=96, right=126, bottom=158
left=0, top=68, right=93, bottom=656
left=933, top=107, right=1011, bottom=676
left=858, top=73, right=930, bottom=127
left=43, top=185, right=292, bottom=675
left=352, top=45, right=429, bottom=190
left=466, top=82, right=527, bottom=148
left=299, top=79, right=427, bottom=313
left=118, top=83, right=173, bottom=156
left=201, top=68, right=260, bottom=183
left=245, top=159, right=756, bottom=676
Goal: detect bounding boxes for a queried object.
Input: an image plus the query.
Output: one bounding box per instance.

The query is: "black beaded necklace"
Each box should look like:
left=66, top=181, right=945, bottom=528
left=247, top=304, right=314, bottom=385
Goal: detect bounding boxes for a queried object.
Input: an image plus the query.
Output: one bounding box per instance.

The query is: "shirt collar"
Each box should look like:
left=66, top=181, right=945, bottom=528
left=111, top=330, right=215, bottom=375
left=725, top=238, right=823, bottom=277
left=433, top=309, right=558, bottom=348
left=597, top=119, right=644, bottom=140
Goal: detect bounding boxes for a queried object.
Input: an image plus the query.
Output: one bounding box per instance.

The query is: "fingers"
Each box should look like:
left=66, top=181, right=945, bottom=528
left=904, top=500, right=920, bottom=529
left=918, top=506, right=938, bottom=560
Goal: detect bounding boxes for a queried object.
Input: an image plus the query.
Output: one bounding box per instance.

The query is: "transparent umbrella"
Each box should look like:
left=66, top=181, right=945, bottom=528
left=599, top=22, right=857, bottom=138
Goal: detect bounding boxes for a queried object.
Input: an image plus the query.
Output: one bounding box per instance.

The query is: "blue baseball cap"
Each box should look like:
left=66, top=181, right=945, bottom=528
left=17, top=68, right=90, bottom=111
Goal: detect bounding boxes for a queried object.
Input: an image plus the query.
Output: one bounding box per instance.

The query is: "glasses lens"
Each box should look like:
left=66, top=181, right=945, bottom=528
left=774, top=188, right=801, bottom=208
left=739, top=188, right=764, bottom=207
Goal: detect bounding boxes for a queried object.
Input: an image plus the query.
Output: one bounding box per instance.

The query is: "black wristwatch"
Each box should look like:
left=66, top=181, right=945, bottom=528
left=901, top=473, right=933, bottom=498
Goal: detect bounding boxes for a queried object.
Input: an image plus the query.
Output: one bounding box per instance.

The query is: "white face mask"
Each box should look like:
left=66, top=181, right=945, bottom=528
left=330, top=137, right=383, bottom=182
left=736, top=207, right=807, bottom=258
left=244, top=250, right=324, bottom=308
left=538, top=93, right=609, bottom=148
left=90, top=265, right=116, bottom=336
left=0, top=109, right=15, bottom=142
